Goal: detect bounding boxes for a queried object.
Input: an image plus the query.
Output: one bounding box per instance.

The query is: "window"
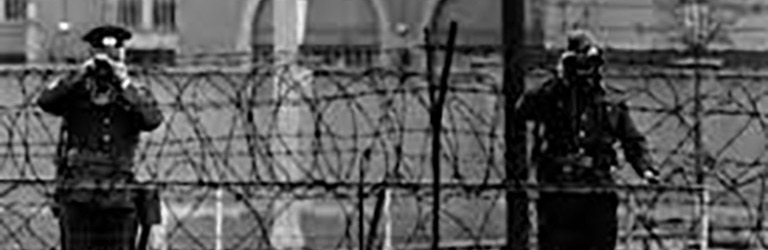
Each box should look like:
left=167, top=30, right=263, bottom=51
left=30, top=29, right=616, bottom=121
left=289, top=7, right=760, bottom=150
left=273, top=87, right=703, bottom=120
left=152, top=0, right=176, bottom=31
left=117, top=0, right=142, bottom=27
left=5, top=0, right=26, bottom=22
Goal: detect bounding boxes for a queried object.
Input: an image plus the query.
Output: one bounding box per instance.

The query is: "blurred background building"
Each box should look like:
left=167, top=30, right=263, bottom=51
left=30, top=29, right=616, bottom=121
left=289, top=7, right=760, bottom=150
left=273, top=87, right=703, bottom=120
left=2, top=0, right=768, bottom=67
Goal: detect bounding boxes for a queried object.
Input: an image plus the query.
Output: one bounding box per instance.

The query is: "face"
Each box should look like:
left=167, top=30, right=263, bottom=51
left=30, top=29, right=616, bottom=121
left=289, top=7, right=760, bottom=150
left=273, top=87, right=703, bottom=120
left=90, top=46, right=125, bottom=62
left=562, top=53, right=602, bottom=87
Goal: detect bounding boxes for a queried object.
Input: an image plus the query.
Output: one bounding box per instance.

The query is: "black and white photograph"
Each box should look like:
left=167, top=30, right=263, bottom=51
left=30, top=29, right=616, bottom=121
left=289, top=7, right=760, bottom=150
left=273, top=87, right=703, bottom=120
left=0, top=0, right=763, bottom=249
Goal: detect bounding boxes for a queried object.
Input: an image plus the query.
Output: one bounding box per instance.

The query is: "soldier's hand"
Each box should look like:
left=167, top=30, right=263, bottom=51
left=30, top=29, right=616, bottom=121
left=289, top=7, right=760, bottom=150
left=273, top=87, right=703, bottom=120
left=95, top=56, right=130, bottom=90
left=642, top=170, right=660, bottom=185
left=80, top=54, right=110, bottom=72
left=114, top=80, right=151, bottom=112
left=109, top=60, right=130, bottom=87
left=79, top=57, right=97, bottom=71
left=82, top=54, right=130, bottom=89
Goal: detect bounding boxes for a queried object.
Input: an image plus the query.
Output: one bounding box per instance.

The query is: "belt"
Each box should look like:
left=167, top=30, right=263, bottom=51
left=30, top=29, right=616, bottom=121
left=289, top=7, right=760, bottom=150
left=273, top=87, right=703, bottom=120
left=55, top=178, right=138, bottom=209
left=58, top=148, right=135, bottom=186
left=63, top=148, right=131, bottom=168
left=58, top=178, right=134, bottom=191
left=551, top=154, right=594, bottom=174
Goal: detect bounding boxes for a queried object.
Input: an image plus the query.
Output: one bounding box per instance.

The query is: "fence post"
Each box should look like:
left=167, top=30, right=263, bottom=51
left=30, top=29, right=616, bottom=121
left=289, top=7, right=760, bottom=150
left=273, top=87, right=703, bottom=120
left=502, top=0, right=528, bottom=249
left=383, top=188, right=393, bottom=250
left=429, top=21, right=457, bottom=250
left=701, top=187, right=710, bottom=250
left=525, top=121, right=538, bottom=250
left=215, top=186, right=224, bottom=250
left=671, top=51, right=721, bottom=250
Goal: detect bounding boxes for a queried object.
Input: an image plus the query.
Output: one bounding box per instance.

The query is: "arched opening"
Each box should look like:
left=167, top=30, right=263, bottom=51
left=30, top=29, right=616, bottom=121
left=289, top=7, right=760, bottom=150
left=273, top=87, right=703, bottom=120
left=303, top=0, right=379, bottom=45
left=251, top=0, right=274, bottom=63
left=302, top=0, right=380, bottom=66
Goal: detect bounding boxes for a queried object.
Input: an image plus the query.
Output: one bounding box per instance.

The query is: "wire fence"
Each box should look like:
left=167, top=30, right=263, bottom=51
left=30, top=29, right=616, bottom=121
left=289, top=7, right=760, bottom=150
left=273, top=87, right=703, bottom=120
left=0, top=53, right=762, bottom=250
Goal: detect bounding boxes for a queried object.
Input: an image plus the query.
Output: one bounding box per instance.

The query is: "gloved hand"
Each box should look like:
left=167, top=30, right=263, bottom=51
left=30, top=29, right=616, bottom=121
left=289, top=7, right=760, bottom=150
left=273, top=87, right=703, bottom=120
left=642, top=170, right=660, bottom=185
left=81, top=54, right=130, bottom=90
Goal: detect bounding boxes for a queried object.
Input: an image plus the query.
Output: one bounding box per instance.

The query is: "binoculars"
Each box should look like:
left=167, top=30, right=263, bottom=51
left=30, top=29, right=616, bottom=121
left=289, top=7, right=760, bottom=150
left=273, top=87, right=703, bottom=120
left=561, top=47, right=605, bottom=70
left=85, top=57, right=116, bottom=78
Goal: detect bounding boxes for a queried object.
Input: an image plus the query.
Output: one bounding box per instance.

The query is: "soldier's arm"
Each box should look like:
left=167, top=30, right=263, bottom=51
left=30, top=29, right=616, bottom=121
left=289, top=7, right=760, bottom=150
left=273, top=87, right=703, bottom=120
left=615, top=102, right=659, bottom=182
left=118, top=81, right=164, bottom=131
left=514, top=89, right=544, bottom=121
left=515, top=78, right=560, bottom=121
left=36, top=73, right=83, bottom=116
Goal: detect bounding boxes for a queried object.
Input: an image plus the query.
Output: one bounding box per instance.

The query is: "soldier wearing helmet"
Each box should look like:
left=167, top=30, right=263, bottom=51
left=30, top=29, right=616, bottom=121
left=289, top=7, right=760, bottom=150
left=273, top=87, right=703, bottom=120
left=516, top=30, right=659, bottom=250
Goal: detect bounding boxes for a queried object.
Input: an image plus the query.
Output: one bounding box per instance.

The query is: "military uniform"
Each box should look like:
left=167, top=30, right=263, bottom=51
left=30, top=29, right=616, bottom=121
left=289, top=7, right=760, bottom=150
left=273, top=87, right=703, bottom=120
left=516, top=33, right=658, bottom=250
left=517, top=76, right=657, bottom=250
left=37, top=25, right=163, bottom=250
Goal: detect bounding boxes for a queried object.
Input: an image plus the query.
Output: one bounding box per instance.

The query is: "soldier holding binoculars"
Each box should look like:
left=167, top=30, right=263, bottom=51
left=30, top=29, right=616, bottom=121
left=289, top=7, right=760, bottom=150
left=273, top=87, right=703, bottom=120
left=37, top=25, right=164, bottom=250
left=516, top=30, right=660, bottom=250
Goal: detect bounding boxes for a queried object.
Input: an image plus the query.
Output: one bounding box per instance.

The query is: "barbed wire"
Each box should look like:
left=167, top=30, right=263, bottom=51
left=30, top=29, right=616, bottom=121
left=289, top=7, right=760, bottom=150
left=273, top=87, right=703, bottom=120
left=0, top=57, right=761, bottom=249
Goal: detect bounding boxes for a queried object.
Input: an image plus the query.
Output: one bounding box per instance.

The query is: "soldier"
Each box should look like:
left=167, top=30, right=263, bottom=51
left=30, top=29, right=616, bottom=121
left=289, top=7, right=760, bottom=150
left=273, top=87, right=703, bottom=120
left=37, top=25, right=164, bottom=250
left=516, top=30, right=660, bottom=250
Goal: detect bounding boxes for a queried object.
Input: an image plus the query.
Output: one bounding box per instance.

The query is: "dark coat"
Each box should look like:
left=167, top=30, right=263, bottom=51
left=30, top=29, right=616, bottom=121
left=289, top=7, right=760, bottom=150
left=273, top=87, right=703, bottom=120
left=517, top=76, right=657, bottom=250
left=516, top=76, right=656, bottom=184
left=37, top=71, right=163, bottom=208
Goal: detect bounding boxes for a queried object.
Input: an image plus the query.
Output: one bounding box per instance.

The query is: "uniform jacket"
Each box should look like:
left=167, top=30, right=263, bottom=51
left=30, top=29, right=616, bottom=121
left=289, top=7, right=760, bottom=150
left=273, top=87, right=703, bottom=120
left=37, top=71, right=163, bottom=208
left=516, top=76, right=656, bottom=184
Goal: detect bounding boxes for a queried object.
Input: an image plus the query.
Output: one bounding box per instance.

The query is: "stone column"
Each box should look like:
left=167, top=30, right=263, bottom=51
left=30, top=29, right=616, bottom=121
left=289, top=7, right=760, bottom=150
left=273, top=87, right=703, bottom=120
left=269, top=0, right=310, bottom=249
left=141, top=0, right=152, bottom=30
left=103, top=0, right=118, bottom=24
left=25, top=0, right=42, bottom=63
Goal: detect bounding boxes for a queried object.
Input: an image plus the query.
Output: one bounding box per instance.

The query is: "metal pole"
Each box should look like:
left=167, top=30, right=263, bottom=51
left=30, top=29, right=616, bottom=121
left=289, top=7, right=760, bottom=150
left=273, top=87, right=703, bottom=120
left=215, top=186, right=224, bottom=250
left=693, top=48, right=707, bottom=250
left=431, top=21, right=457, bottom=250
left=693, top=49, right=703, bottom=199
left=503, top=0, right=528, bottom=249
left=383, top=188, right=393, bottom=250
left=689, top=2, right=709, bottom=248
left=525, top=122, right=539, bottom=250
left=359, top=156, right=365, bottom=250
left=424, top=25, right=434, bottom=250
left=692, top=16, right=708, bottom=248
left=701, top=187, right=710, bottom=250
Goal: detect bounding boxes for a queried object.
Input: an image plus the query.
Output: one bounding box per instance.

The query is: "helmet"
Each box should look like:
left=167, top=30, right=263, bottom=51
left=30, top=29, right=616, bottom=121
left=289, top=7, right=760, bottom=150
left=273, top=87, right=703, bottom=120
left=566, top=29, right=598, bottom=52
left=559, top=30, right=604, bottom=78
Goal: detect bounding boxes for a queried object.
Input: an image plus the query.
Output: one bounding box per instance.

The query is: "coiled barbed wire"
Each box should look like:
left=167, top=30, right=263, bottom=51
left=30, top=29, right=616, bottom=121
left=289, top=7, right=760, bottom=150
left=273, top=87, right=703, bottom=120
left=0, top=61, right=761, bottom=249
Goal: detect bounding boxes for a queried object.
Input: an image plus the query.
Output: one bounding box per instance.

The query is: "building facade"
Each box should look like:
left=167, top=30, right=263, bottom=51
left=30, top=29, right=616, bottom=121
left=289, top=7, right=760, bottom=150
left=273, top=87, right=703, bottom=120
left=5, top=0, right=768, bottom=65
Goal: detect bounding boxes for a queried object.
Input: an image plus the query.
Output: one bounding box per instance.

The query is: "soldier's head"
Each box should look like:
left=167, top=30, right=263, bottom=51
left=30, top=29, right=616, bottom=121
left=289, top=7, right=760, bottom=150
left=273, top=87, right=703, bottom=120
left=82, top=25, right=132, bottom=62
left=558, top=30, right=604, bottom=86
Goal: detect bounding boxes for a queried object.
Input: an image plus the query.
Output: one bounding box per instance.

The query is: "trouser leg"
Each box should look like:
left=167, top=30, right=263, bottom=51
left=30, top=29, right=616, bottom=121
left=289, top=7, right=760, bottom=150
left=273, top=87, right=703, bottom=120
left=60, top=202, right=138, bottom=250
left=583, top=193, right=619, bottom=250
left=537, top=192, right=619, bottom=250
left=60, top=203, right=92, bottom=250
